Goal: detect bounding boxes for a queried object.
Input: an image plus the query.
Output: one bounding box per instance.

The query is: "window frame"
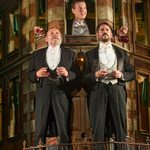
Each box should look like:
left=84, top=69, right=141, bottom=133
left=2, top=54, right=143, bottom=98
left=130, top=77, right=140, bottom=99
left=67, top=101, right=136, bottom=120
left=5, top=2, right=20, bottom=64
left=133, top=0, right=150, bottom=45
left=7, top=72, right=21, bottom=140
left=0, top=80, right=4, bottom=142
left=65, top=0, right=97, bottom=43
left=36, top=0, right=47, bottom=32
left=136, top=71, right=150, bottom=134
left=7, top=6, right=20, bottom=54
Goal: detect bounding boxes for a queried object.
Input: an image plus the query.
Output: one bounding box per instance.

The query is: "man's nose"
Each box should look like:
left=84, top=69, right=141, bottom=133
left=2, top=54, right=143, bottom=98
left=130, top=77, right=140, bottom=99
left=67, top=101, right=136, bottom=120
left=53, top=34, right=57, bottom=36
left=80, top=8, right=85, bottom=12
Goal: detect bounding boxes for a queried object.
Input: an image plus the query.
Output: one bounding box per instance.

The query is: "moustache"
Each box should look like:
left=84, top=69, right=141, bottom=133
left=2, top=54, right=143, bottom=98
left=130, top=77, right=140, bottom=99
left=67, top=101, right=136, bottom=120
left=102, top=33, right=108, bottom=37
left=52, top=37, right=59, bottom=40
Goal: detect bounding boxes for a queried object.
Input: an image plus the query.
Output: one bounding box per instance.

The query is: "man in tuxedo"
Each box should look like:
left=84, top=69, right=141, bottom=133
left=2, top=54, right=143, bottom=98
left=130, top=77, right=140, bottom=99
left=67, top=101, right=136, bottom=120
left=82, top=22, right=135, bottom=148
left=28, top=27, right=79, bottom=147
left=67, top=0, right=95, bottom=35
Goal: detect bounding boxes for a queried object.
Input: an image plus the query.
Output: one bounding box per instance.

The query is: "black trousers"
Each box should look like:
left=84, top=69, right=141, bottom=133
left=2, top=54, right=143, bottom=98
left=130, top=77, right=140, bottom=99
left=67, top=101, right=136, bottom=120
left=34, top=84, right=70, bottom=145
left=88, top=82, right=127, bottom=142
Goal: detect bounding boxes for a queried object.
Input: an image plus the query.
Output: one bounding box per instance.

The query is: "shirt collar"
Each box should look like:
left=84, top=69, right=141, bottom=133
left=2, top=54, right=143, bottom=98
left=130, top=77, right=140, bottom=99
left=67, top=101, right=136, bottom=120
left=73, top=20, right=86, bottom=28
left=99, top=41, right=112, bottom=49
left=47, top=45, right=60, bottom=52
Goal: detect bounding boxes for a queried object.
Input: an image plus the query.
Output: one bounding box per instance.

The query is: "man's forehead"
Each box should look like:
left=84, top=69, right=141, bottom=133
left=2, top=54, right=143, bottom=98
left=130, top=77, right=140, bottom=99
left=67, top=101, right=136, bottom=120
left=75, top=2, right=86, bottom=7
left=48, top=28, right=60, bottom=33
left=99, top=24, right=111, bottom=30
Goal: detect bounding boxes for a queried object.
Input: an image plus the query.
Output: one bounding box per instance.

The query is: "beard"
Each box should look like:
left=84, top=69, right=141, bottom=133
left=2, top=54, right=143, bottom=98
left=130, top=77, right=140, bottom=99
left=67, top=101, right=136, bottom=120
left=50, top=38, right=62, bottom=46
left=100, top=34, right=110, bottom=42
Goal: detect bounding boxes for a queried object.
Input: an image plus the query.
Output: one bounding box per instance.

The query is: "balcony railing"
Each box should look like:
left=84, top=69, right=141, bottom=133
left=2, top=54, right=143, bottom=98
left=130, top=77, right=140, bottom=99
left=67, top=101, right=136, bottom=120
left=23, top=136, right=150, bottom=150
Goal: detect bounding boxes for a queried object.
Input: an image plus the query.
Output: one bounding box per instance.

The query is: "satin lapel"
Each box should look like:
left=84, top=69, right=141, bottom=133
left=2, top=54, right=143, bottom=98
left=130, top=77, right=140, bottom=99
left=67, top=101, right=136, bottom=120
left=92, top=47, right=99, bottom=71
left=59, top=47, right=65, bottom=67
left=114, top=46, right=123, bottom=71
left=39, top=48, right=47, bottom=87
left=42, top=48, right=48, bottom=67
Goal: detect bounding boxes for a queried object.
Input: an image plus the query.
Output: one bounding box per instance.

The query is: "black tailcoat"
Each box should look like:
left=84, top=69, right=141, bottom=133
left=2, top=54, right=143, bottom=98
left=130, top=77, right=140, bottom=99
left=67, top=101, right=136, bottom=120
left=28, top=46, right=78, bottom=145
left=82, top=44, right=135, bottom=143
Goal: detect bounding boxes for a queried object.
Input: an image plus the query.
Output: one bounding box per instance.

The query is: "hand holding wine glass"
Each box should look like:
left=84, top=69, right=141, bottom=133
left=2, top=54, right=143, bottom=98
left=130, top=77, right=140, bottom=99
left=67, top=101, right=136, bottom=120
left=56, top=66, right=68, bottom=77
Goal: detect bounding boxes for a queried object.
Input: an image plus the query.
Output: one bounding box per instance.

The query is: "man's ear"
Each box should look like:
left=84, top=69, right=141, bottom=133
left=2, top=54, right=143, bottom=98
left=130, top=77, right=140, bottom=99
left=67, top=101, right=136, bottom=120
left=96, top=32, right=98, bottom=37
left=96, top=33, right=99, bottom=41
left=72, top=8, right=75, bottom=15
left=110, top=32, right=113, bottom=38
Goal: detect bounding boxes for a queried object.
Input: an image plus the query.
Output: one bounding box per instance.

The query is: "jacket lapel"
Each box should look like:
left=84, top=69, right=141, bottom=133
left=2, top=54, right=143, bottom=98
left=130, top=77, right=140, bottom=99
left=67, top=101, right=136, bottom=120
left=58, top=47, right=66, bottom=67
left=113, top=46, right=124, bottom=71
left=42, top=48, right=49, bottom=67
left=92, top=47, right=99, bottom=71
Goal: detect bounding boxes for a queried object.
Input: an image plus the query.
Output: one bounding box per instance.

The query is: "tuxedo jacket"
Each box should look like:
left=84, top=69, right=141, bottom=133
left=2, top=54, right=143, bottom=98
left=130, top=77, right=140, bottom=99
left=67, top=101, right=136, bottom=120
left=67, top=18, right=95, bottom=35
left=28, top=46, right=79, bottom=91
left=82, top=44, right=135, bottom=92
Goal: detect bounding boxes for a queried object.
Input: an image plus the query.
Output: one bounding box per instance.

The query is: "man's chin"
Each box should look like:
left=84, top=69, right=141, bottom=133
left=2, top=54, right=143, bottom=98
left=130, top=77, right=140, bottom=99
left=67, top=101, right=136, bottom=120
left=52, top=40, right=62, bottom=46
left=101, top=39, right=109, bottom=42
left=81, top=16, right=86, bottom=19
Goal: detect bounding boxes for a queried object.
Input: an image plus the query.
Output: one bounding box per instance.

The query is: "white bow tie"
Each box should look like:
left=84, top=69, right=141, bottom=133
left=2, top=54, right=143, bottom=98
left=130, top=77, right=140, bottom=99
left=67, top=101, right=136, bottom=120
left=101, top=44, right=112, bottom=49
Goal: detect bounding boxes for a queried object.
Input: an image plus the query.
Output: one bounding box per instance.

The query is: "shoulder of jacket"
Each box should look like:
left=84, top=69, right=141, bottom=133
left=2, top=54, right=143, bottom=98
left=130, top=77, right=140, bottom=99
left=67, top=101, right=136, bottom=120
left=31, top=47, right=46, bottom=55
left=112, top=43, right=129, bottom=53
left=85, top=18, right=95, bottom=22
left=86, top=47, right=98, bottom=54
left=61, top=46, right=75, bottom=54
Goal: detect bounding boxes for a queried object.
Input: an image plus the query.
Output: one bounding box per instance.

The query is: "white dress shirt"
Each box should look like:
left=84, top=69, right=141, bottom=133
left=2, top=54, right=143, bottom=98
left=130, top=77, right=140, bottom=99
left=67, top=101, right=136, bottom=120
left=46, top=45, right=61, bottom=70
left=98, top=41, right=118, bottom=84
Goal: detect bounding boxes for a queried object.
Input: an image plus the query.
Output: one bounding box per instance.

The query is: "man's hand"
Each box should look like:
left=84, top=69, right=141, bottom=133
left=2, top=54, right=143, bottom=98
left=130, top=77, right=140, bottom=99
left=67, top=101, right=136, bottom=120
left=34, top=26, right=45, bottom=37
left=117, top=26, right=128, bottom=36
left=95, top=70, right=108, bottom=78
left=36, top=67, right=50, bottom=78
left=111, top=70, right=122, bottom=79
left=56, top=67, right=68, bottom=77
left=117, top=26, right=129, bottom=43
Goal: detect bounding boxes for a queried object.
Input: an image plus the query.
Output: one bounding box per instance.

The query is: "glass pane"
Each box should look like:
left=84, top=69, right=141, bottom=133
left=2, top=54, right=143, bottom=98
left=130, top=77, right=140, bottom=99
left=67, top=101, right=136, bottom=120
left=0, top=82, right=2, bottom=141
left=114, top=0, right=121, bottom=31
left=8, top=7, right=19, bottom=53
left=8, top=76, right=20, bottom=138
left=135, top=0, right=146, bottom=44
left=37, top=0, right=47, bottom=29
left=0, top=14, right=2, bottom=59
left=137, top=74, right=149, bottom=132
